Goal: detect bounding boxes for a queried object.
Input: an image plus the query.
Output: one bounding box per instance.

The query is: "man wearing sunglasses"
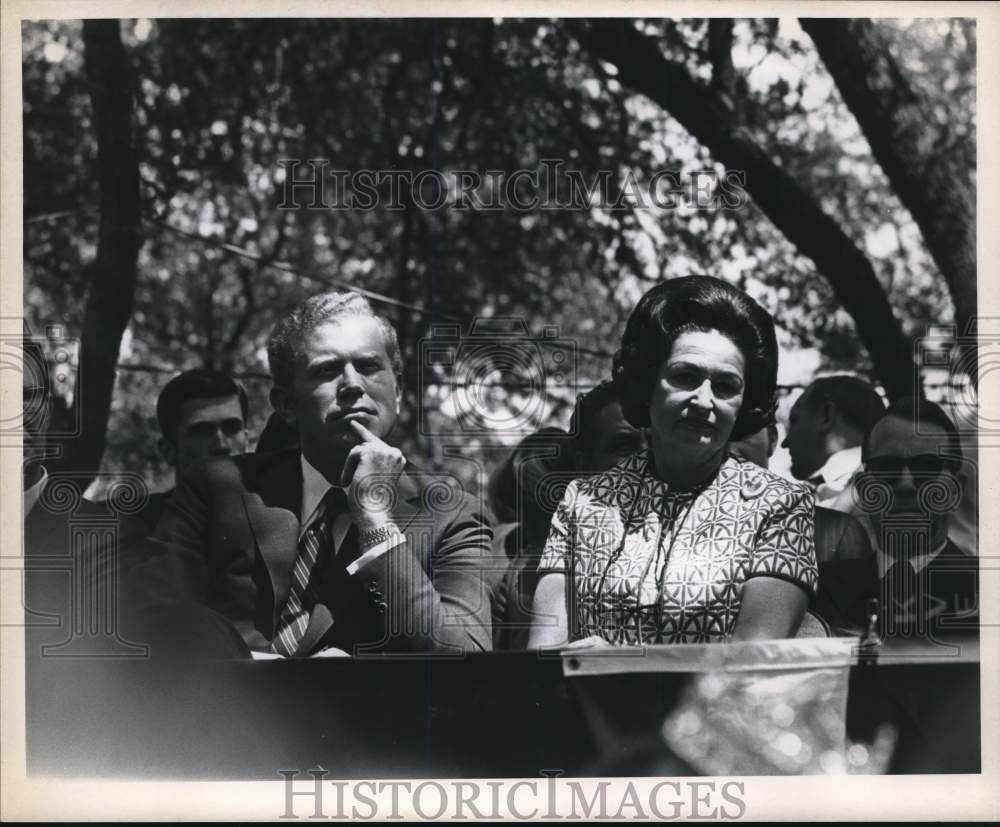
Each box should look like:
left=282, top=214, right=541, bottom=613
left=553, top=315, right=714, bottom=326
left=859, top=396, right=978, bottom=638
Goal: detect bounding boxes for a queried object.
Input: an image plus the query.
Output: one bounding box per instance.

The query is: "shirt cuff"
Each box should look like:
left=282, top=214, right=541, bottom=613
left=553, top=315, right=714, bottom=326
left=346, top=532, right=407, bottom=576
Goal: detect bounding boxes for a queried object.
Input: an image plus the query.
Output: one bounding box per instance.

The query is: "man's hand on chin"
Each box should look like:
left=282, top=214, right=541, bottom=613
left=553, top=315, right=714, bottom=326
left=341, top=420, right=406, bottom=535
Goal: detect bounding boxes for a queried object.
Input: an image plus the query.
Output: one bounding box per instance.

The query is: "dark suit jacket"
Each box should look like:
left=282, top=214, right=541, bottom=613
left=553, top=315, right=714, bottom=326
left=125, top=449, right=495, bottom=656
left=809, top=507, right=878, bottom=633
left=24, top=491, right=149, bottom=773
left=491, top=515, right=553, bottom=651
left=135, top=489, right=173, bottom=536
left=813, top=506, right=872, bottom=565
left=24, top=493, right=148, bottom=643
left=877, top=539, right=979, bottom=638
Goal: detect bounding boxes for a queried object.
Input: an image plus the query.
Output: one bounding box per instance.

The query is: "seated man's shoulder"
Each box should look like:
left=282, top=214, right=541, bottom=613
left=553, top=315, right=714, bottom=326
left=815, top=505, right=866, bottom=536
left=947, top=537, right=976, bottom=554
left=401, top=465, right=489, bottom=518
left=939, top=538, right=978, bottom=562
left=190, top=447, right=297, bottom=488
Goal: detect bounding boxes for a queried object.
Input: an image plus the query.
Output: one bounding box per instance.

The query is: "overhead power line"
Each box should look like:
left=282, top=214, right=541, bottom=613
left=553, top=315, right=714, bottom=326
left=26, top=207, right=618, bottom=360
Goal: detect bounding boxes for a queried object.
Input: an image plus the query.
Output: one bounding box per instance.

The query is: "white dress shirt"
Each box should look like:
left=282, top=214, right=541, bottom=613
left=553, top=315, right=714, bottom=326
left=811, top=445, right=863, bottom=512
left=876, top=539, right=948, bottom=579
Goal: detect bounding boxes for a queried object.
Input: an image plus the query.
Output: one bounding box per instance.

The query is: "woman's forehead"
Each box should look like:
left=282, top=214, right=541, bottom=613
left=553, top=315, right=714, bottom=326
left=666, top=329, right=744, bottom=367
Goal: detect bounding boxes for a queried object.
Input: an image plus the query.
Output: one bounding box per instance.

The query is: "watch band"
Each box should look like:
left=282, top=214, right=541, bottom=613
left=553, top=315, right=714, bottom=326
left=360, top=524, right=403, bottom=551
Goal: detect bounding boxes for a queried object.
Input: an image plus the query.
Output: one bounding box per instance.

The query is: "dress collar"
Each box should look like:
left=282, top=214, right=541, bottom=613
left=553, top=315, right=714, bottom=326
left=636, top=450, right=729, bottom=498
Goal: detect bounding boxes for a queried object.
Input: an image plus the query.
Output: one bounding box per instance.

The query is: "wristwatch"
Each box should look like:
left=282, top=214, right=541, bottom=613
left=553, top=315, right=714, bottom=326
left=360, top=524, right=403, bottom=551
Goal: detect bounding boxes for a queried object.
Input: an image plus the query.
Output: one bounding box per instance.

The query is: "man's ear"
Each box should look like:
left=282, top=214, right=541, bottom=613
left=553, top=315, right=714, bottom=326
left=158, top=437, right=177, bottom=468
left=269, top=385, right=297, bottom=426
left=816, top=400, right=837, bottom=433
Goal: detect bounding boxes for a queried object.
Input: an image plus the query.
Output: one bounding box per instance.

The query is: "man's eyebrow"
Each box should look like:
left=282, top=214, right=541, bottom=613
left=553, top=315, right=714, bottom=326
left=305, top=355, right=344, bottom=370
left=307, top=351, right=384, bottom=365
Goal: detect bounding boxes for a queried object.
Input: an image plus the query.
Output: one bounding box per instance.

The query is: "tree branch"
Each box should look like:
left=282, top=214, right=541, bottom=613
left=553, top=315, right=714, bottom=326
left=708, top=18, right=736, bottom=100
left=56, top=21, right=142, bottom=484
left=579, top=19, right=915, bottom=397
left=801, top=18, right=977, bottom=387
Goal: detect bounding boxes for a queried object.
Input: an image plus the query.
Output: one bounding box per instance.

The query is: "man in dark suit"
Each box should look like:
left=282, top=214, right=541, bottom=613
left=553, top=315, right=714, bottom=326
left=729, top=423, right=877, bottom=634
left=136, top=368, right=250, bottom=533
left=21, top=331, right=146, bottom=643
left=21, top=330, right=149, bottom=773
left=857, top=396, right=978, bottom=640
left=126, top=292, right=494, bottom=657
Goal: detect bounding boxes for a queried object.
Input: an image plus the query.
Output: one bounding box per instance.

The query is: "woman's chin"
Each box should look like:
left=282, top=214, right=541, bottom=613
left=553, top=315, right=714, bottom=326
left=663, top=438, right=721, bottom=459
left=674, top=428, right=717, bottom=447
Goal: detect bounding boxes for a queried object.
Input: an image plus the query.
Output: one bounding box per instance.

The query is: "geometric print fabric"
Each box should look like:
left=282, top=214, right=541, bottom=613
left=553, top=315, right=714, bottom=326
left=538, top=453, right=818, bottom=645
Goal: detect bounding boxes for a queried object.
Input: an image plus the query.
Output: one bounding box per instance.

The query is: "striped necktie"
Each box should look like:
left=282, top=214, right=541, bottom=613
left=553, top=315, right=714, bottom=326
left=272, top=488, right=346, bottom=657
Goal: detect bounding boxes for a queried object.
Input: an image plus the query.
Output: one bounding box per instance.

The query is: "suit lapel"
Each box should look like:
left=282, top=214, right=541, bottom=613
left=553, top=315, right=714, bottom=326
left=294, top=604, right=335, bottom=657
left=390, top=470, right=423, bottom=537
left=246, top=462, right=431, bottom=656
left=242, top=452, right=303, bottom=632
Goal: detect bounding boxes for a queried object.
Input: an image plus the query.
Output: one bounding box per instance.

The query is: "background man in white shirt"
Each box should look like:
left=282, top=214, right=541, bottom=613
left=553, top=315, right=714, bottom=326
left=782, top=374, right=885, bottom=514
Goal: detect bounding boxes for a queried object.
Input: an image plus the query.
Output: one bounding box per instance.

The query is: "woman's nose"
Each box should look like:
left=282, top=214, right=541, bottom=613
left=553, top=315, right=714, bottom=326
left=691, top=379, right=714, bottom=408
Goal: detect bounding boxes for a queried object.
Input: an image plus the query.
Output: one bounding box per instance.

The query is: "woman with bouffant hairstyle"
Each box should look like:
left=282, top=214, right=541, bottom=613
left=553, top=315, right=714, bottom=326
left=529, top=276, right=818, bottom=647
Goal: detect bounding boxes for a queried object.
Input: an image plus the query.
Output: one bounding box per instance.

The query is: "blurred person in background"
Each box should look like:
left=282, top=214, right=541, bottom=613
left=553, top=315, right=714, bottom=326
left=489, top=427, right=572, bottom=650
left=136, top=368, right=250, bottom=532
left=730, top=423, right=877, bottom=635
left=569, top=380, right=647, bottom=476
left=21, top=326, right=146, bottom=771
left=858, top=396, right=977, bottom=639
left=492, top=384, right=648, bottom=649
left=781, top=374, right=885, bottom=515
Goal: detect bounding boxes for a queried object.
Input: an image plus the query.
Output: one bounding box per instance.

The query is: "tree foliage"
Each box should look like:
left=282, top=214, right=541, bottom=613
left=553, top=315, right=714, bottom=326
left=22, top=17, right=974, bottom=492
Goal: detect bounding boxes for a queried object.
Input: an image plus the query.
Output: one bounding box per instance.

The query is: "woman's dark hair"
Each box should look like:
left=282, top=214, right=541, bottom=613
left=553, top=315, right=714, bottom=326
left=612, top=275, right=778, bottom=441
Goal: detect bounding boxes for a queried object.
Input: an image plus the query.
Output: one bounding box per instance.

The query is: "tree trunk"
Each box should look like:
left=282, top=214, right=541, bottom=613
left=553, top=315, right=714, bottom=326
left=801, top=18, right=976, bottom=386
left=55, top=21, right=141, bottom=484
left=580, top=20, right=915, bottom=398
